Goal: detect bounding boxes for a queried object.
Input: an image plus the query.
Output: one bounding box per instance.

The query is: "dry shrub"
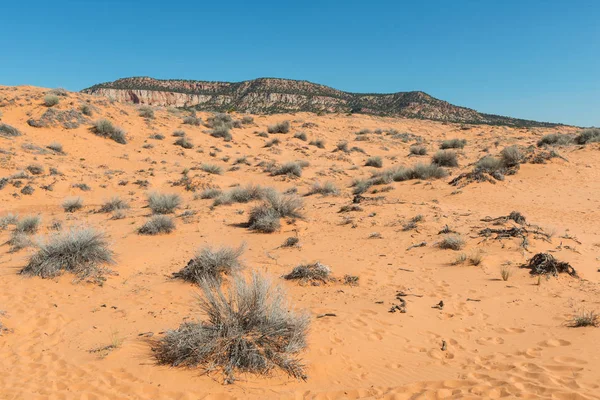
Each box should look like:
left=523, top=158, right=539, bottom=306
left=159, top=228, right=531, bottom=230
left=173, top=245, right=244, bottom=284
left=155, top=273, right=309, bottom=383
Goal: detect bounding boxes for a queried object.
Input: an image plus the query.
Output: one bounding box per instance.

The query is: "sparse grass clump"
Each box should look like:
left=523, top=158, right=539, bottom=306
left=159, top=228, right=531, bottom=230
left=201, top=164, right=223, bottom=175
left=241, top=115, right=254, bottom=124
left=500, top=266, right=511, bottom=281
left=410, top=145, right=427, bottom=155
left=0, top=214, right=19, bottom=230
left=210, top=125, right=232, bottom=141
left=440, top=138, right=467, bottom=149
left=197, top=188, right=222, bottom=200
left=308, top=181, right=339, bottom=196
left=8, top=232, right=33, bottom=252
left=47, top=142, right=63, bottom=153
left=183, top=116, right=202, bottom=126
left=265, top=138, right=281, bottom=147
left=500, top=145, right=524, bottom=167
left=173, top=245, right=244, bottom=284
left=15, top=215, right=41, bottom=234
left=44, top=94, right=60, bottom=107
left=80, top=104, right=93, bottom=116
left=575, top=128, right=600, bottom=145
left=293, top=132, right=307, bottom=141
left=174, top=136, right=194, bottom=149
left=138, top=106, right=155, bottom=119
left=99, top=197, right=129, bottom=213
left=213, top=185, right=272, bottom=206
left=537, top=133, right=573, bottom=147
left=282, top=236, right=300, bottom=247
left=0, top=123, right=22, bottom=137
left=172, top=130, right=186, bottom=137
left=248, top=192, right=303, bottom=233
left=309, top=139, right=325, bottom=149
left=438, top=234, right=465, bottom=250
left=155, top=273, right=309, bottom=383
left=267, top=121, right=290, bottom=134
left=569, top=310, right=598, bottom=327
left=272, top=162, right=303, bottom=178
left=402, top=215, right=423, bottom=231
left=150, top=133, right=165, bottom=140
left=365, top=156, right=383, bottom=168
left=20, top=228, right=114, bottom=280
left=62, top=197, right=83, bottom=212
left=147, top=193, right=181, bottom=214
left=284, top=262, right=332, bottom=284
left=431, top=150, right=458, bottom=167
left=26, top=163, right=44, bottom=175
left=93, top=119, right=127, bottom=144
left=475, top=156, right=503, bottom=173
left=138, top=215, right=175, bottom=235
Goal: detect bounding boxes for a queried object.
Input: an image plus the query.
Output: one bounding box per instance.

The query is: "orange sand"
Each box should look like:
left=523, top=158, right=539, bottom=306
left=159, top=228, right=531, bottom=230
left=0, top=85, right=599, bottom=399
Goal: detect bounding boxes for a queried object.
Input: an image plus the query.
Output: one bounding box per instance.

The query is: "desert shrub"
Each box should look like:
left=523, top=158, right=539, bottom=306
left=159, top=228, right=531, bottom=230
left=475, top=156, right=503, bottom=173
left=500, top=145, right=524, bottom=167
left=15, top=215, right=41, bottom=234
left=80, top=104, right=93, bottom=116
left=20, top=228, right=114, bottom=280
left=569, top=310, right=598, bottom=327
left=537, top=133, right=573, bottom=147
left=139, top=106, right=154, bottom=119
left=62, top=197, right=83, bottom=212
left=47, top=142, right=63, bottom=153
left=207, top=113, right=233, bottom=128
left=183, top=116, right=202, bottom=126
left=173, top=244, right=244, bottom=284
left=93, top=119, right=127, bottom=144
left=410, top=145, right=427, bottom=155
left=197, top=188, right=222, bottom=199
left=174, top=136, right=194, bottom=149
left=402, top=215, right=423, bottom=231
left=575, top=128, right=600, bottom=145
left=265, top=138, right=281, bottom=147
left=172, top=130, right=186, bottom=137
left=247, top=204, right=282, bottom=233
left=263, top=191, right=303, bottom=219
left=365, top=156, right=383, bottom=168
left=267, top=121, right=290, bottom=134
left=112, top=209, right=127, bottom=220
left=49, top=88, right=68, bottom=96
left=272, top=162, right=303, bottom=177
left=309, top=139, right=325, bottom=149
left=408, top=163, right=448, bottom=180
left=355, top=129, right=371, bottom=135
left=440, top=138, right=467, bottom=149
left=431, top=150, right=458, bottom=167
left=99, top=196, right=129, bottom=213
left=210, top=125, right=232, bottom=141
left=200, top=164, right=223, bottom=175
left=26, top=163, right=44, bottom=175
left=72, top=183, right=91, bottom=191
left=155, top=273, right=309, bottom=383
left=0, top=214, right=19, bottom=230
left=8, top=232, right=33, bottom=252
left=44, top=94, right=60, bottom=107
left=241, top=115, right=254, bottom=124
left=213, top=185, right=272, bottom=206
left=138, top=215, right=175, bottom=235
left=438, top=234, right=465, bottom=250
left=21, top=185, right=35, bottom=195
left=308, top=181, right=339, bottom=196
left=335, top=141, right=349, bottom=153
left=282, top=236, right=300, bottom=247
left=352, top=179, right=373, bottom=195
left=293, top=132, right=307, bottom=141
left=150, top=133, right=165, bottom=140
left=0, top=123, right=22, bottom=137
left=284, top=262, right=332, bottom=283
left=148, top=193, right=181, bottom=214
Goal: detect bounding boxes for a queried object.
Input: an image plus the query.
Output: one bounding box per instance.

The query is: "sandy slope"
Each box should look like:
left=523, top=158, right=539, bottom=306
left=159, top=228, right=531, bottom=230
left=0, top=85, right=599, bottom=399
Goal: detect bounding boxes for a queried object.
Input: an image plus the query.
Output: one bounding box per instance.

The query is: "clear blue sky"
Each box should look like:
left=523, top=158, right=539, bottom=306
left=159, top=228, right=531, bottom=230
left=1, top=0, right=598, bottom=126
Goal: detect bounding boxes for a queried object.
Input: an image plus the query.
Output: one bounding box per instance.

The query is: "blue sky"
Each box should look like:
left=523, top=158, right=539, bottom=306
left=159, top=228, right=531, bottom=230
left=1, top=0, right=598, bottom=126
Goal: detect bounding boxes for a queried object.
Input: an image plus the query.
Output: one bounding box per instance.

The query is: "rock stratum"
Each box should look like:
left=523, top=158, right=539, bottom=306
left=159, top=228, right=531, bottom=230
left=82, top=77, right=560, bottom=127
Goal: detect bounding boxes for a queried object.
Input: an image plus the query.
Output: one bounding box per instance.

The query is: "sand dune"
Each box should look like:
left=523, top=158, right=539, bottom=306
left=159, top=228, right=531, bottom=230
left=1, top=85, right=599, bottom=399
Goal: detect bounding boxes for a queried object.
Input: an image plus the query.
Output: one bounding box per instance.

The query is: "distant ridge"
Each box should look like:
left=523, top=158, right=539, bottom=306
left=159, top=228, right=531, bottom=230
left=82, top=77, right=562, bottom=127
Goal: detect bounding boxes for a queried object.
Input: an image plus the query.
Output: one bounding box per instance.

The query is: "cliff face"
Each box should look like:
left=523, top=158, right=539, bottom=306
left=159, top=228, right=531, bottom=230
left=82, top=77, right=560, bottom=127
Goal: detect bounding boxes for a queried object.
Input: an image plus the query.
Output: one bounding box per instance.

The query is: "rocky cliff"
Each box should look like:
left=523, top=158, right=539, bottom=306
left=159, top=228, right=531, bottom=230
left=82, top=77, right=560, bottom=127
